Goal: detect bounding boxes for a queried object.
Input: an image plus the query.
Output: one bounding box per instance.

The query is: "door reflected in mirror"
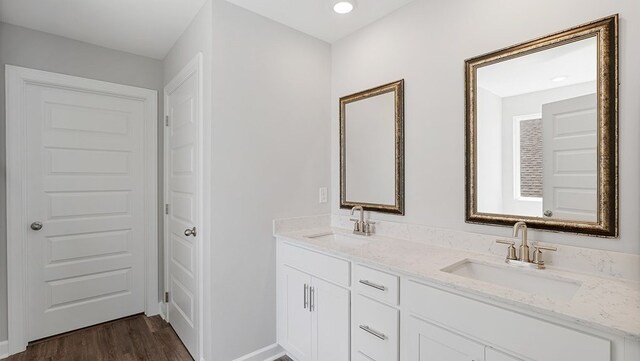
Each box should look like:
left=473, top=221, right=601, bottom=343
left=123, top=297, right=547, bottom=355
left=340, top=80, right=404, bottom=214
left=476, top=37, right=597, bottom=221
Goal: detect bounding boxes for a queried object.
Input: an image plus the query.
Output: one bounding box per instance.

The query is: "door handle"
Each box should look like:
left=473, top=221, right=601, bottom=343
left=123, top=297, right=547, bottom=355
left=30, top=221, right=43, bottom=231
left=184, top=227, right=197, bottom=237
left=544, top=210, right=553, bottom=217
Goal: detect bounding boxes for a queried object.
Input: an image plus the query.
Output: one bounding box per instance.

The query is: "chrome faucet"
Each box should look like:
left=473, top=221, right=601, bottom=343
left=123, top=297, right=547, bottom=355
left=496, top=221, right=557, bottom=269
left=350, top=206, right=374, bottom=236
left=512, top=221, right=530, bottom=262
left=351, top=205, right=364, bottom=225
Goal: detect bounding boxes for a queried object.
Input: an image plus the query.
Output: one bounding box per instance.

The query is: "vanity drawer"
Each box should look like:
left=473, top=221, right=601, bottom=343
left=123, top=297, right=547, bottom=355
left=280, top=242, right=350, bottom=287
left=354, top=264, right=399, bottom=305
left=406, top=281, right=611, bottom=361
left=352, top=294, right=399, bottom=361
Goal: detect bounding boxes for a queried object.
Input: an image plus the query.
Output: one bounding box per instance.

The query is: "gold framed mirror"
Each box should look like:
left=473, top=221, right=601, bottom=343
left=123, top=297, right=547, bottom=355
left=340, top=80, right=405, bottom=214
left=465, top=15, right=618, bottom=237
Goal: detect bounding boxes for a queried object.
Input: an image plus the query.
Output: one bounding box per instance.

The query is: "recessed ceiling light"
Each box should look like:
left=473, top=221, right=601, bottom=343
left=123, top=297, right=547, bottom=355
left=333, top=1, right=355, bottom=14
left=551, top=75, right=568, bottom=82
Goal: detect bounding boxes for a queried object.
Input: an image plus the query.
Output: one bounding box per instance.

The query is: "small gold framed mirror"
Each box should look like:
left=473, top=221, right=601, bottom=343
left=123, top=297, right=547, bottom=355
left=465, top=15, right=618, bottom=237
left=340, top=80, right=405, bottom=214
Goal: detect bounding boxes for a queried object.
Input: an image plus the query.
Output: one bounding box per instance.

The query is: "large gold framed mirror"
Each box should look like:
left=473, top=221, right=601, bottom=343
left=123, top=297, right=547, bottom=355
left=465, top=15, right=618, bottom=237
left=340, top=80, right=405, bottom=214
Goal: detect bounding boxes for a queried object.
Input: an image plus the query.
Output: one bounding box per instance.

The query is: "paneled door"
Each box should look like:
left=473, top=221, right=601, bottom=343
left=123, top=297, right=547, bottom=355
left=164, top=54, right=203, bottom=359
left=14, top=69, right=156, bottom=342
left=542, top=93, right=598, bottom=222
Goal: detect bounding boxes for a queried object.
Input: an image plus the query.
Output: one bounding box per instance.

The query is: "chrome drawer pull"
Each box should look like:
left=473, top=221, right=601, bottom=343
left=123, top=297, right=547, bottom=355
left=359, top=325, right=387, bottom=340
left=303, top=283, right=308, bottom=309
left=359, top=279, right=386, bottom=291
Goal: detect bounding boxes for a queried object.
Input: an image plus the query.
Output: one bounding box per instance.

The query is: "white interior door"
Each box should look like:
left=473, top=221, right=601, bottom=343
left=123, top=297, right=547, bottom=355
left=23, top=75, right=149, bottom=341
left=542, top=93, right=598, bottom=222
left=165, top=55, right=202, bottom=359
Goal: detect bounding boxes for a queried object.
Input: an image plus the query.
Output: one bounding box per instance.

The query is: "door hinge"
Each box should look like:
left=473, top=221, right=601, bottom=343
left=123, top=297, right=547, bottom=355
left=164, top=292, right=170, bottom=303
left=165, top=204, right=170, bottom=215
left=165, top=115, right=169, bottom=127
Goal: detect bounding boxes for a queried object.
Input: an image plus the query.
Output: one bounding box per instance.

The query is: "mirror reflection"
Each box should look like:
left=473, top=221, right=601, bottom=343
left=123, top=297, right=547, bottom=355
left=340, top=80, right=404, bottom=214
left=476, top=37, right=597, bottom=222
left=345, top=92, right=396, bottom=205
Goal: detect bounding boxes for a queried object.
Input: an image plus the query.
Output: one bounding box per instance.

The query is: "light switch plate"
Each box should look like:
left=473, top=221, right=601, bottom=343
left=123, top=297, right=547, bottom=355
left=319, top=187, right=328, bottom=203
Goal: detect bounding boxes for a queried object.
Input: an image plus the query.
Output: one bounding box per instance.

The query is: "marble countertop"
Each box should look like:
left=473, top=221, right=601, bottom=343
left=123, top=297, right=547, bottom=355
left=275, top=227, right=640, bottom=340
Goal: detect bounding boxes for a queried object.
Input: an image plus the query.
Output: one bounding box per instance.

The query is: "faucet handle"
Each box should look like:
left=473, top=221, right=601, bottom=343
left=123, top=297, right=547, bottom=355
left=496, top=239, right=515, bottom=245
left=532, top=244, right=557, bottom=266
left=496, top=240, right=517, bottom=260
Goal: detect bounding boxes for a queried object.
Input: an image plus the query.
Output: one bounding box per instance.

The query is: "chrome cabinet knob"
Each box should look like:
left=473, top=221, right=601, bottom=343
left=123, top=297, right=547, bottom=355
left=184, top=227, right=197, bottom=237
left=544, top=210, right=553, bottom=217
left=30, top=221, right=43, bottom=231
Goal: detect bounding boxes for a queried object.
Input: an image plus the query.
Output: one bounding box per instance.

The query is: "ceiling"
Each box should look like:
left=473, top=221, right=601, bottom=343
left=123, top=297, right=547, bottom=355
left=225, top=0, right=417, bottom=43
left=0, top=0, right=208, bottom=59
left=477, top=37, right=597, bottom=98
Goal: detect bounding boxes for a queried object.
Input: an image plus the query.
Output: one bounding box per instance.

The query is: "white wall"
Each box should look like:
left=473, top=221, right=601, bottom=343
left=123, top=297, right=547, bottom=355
left=162, top=1, right=213, bottom=359
left=0, top=22, right=164, bottom=343
left=210, top=1, right=331, bottom=360
left=331, top=0, right=640, bottom=254
left=477, top=86, right=503, bottom=214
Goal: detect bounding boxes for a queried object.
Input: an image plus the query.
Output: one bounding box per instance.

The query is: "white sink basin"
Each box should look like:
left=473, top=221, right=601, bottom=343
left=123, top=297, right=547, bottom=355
left=305, top=231, right=371, bottom=248
left=441, top=259, right=582, bottom=301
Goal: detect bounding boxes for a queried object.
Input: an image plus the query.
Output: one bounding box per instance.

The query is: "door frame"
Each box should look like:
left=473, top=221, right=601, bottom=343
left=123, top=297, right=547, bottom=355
left=5, top=65, right=159, bottom=355
left=163, top=53, right=205, bottom=360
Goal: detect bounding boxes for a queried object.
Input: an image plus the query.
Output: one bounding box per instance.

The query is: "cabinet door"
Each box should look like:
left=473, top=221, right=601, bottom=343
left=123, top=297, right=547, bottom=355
left=486, top=348, right=522, bottom=361
left=406, top=316, right=485, bottom=361
left=312, top=277, right=350, bottom=361
left=280, top=265, right=313, bottom=361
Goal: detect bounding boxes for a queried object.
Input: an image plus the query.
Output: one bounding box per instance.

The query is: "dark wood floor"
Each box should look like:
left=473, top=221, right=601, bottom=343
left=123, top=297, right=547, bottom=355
left=3, top=314, right=192, bottom=361
left=1, top=314, right=294, bottom=361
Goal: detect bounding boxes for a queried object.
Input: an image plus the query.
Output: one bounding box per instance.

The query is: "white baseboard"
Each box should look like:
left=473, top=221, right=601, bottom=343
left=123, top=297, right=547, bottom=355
left=232, top=343, right=285, bottom=361
left=0, top=340, right=8, bottom=359
left=157, top=302, right=167, bottom=320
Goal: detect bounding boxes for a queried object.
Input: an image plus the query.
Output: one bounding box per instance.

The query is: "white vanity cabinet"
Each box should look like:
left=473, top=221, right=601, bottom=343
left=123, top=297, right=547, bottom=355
left=313, top=277, right=350, bottom=361
left=406, top=315, right=485, bottom=361
left=279, top=265, right=313, bottom=360
left=352, top=264, right=401, bottom=361
left=485, top=349, right=522, bottom=361
left=406, top=314, right=522, bottom=361
left=404, top=280, right=613, bottom=361
left=276, top=237, right=639, bottom=361
left=277, top=242, right=350, bottom=361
